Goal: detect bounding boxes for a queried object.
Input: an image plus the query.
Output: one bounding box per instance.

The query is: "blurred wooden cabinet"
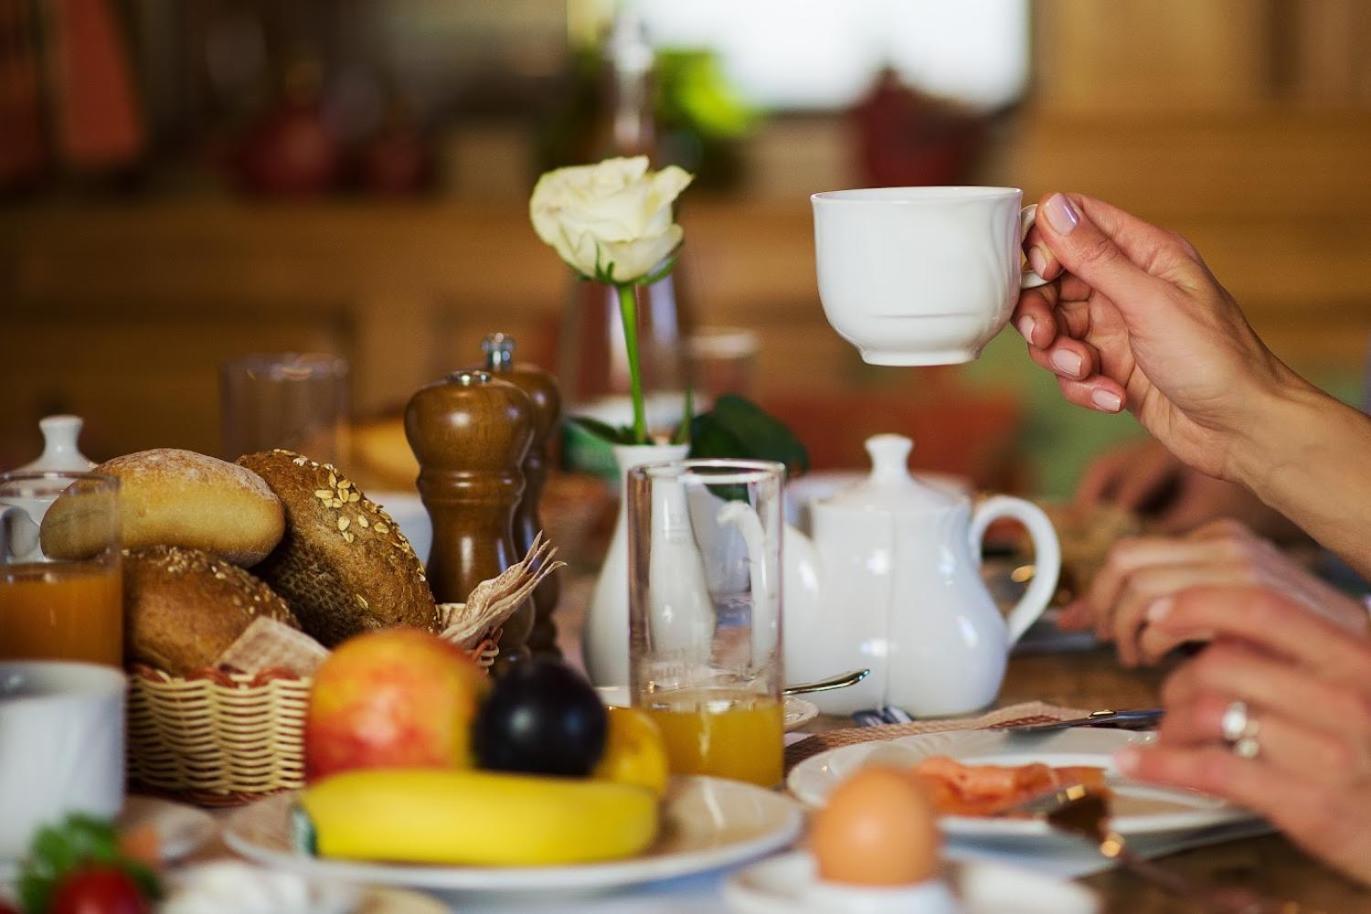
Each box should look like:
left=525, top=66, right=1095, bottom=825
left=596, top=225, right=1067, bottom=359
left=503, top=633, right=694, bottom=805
left=1033, top=0, right=1371, bottom=112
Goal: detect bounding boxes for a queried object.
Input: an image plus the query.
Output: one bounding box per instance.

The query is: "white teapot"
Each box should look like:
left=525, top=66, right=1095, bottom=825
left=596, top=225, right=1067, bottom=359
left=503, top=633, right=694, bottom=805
left=783, top=434, right=1060, bottom=716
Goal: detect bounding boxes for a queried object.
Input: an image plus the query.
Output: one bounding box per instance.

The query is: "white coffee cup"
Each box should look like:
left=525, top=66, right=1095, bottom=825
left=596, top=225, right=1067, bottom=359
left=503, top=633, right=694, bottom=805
left=0, top=662, right=126, bottom=861
left=811, top=186, right=1048, bottom=365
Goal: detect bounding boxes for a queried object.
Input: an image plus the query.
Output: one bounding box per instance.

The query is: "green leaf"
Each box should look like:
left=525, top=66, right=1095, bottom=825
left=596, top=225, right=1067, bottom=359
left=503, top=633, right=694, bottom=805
left=568, top=414, right=638, bottom=445
left=687, top=394, right=809, bottom=473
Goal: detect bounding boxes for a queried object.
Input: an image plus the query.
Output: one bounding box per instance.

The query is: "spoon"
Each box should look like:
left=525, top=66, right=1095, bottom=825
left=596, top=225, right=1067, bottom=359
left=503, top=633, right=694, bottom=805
left=1029, top=786, right=1316, bottom=914
left=783, top=669, right=869, bottom=696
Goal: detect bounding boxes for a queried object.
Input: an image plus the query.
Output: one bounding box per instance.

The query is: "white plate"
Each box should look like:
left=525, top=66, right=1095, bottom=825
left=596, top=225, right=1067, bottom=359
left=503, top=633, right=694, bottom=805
left=595, top=687, right=819, bottom=732
left=224, top=775, right=802, bottom=895
left=787, top=729, right=1256, bottom=840
left=784, top=698, right=820, bottom=731
left=725, top=851, right=1098, bottom=914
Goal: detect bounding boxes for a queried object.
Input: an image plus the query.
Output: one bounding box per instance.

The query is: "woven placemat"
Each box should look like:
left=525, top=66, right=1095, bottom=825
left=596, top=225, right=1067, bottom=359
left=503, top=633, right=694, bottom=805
left=785, top=701, right=1091, bottom=772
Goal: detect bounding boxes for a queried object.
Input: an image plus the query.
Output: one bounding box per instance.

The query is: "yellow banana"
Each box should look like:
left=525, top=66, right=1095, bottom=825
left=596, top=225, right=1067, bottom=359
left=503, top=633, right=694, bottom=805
left=296, top=768, right=659, bottom=866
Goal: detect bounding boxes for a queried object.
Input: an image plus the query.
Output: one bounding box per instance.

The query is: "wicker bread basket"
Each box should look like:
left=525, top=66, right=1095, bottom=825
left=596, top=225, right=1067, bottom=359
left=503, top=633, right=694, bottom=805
left=126, top=536, right=559, bottom=806
left=126, top=634, right=499, bottom=807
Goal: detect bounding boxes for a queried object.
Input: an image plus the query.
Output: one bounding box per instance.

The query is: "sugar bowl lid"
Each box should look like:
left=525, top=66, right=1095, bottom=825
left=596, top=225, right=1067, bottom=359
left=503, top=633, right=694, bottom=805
left=822, top=434, right=962, bottom=513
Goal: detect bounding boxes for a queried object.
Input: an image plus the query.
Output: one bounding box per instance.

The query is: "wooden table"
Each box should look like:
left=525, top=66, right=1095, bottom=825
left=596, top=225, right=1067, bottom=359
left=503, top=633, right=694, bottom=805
left=986, top=650, right=1369, bottom=913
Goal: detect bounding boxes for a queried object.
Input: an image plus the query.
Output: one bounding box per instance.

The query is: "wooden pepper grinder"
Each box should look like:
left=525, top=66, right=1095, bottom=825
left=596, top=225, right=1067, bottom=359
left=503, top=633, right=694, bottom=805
left=482, top=333, right=563, bottom=658
left=405, top=369, right=534, bottom=669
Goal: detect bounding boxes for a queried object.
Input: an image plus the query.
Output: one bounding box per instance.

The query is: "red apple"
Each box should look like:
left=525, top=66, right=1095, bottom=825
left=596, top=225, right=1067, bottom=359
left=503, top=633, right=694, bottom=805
left=305, top=627, right=488, bottom=781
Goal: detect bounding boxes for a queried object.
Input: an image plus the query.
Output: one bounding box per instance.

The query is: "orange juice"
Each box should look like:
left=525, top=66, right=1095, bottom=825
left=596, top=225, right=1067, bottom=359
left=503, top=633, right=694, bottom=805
left=643, top=690, right=784, bottom=787
left=0, top=561, right=123, bottom=666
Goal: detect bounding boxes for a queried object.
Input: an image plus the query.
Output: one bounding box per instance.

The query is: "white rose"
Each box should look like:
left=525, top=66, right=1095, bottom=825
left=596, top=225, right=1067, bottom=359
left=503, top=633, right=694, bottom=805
left=530, top=156, right=694, bottom=284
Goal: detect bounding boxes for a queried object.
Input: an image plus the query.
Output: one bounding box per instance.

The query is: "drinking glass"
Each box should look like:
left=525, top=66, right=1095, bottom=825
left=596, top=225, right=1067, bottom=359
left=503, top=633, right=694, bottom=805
left=220, top=353, right=349, bottom=465
left=626, top=459, right=785, bottom=787
left=0, top=472, right=122, bottom=666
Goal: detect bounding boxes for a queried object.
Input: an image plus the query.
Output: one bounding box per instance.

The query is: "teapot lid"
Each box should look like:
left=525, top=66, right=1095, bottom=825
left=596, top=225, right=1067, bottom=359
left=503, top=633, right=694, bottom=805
left=17, top=415, right=96, bottom=474
left=824, top=434, right=962, bottom=513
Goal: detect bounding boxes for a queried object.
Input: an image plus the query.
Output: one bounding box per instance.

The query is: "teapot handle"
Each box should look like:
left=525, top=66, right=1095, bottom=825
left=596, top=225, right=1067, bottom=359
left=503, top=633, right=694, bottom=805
left=969, top=496, right=1061, bottom=644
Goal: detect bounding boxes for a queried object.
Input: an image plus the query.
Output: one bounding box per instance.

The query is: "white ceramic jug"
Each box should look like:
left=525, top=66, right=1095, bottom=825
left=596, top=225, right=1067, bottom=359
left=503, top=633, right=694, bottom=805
left=583, top=442, right=695, bottom=686
left=783, top=435, right=1060, bottom=716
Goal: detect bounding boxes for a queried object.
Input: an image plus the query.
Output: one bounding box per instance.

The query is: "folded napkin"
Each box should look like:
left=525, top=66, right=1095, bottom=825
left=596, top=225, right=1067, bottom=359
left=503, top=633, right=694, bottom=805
left=784, top=701, right=1091, bottom=772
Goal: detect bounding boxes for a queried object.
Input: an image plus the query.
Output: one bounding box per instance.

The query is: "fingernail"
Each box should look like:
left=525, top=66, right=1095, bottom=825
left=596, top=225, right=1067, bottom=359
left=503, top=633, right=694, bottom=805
left=1027, top=246, right=1050, bottom=277
left=1114, top=747, right=1140, bottom=775
left=1043, top=194, right=1080, bottom=235
left=1146, top=597, right=1173, bottom=623
left=1091, top=389, right=1123, bottom=412
left=1051, top=349, right=1083, bottom=377
left=1018, top=316, right=1036, bottom=344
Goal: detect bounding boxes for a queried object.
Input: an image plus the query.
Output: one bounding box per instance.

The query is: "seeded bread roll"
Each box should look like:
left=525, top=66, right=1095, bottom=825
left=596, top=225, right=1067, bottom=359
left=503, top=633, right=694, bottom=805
left=124, top=544, right=300, bottom=676
left=40, top=448, right=285, bottom=566
left=236, top=450, right=439, bottom=647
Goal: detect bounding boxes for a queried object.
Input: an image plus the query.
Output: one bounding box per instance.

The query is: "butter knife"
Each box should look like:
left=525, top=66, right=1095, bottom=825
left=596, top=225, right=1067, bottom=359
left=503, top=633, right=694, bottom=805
left=1002, top=708, right=1162, bottom=736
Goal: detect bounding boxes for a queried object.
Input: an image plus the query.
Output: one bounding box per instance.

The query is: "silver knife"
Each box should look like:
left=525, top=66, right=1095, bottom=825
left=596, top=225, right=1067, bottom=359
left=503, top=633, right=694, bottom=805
left=1001, top=708, right=1162, bottom=736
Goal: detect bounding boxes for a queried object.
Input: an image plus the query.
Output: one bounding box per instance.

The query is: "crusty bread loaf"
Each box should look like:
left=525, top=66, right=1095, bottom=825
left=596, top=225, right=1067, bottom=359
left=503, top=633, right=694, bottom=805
left=41, top=448, right=285, bottom=566
left=124, top=544, right=300, bottom=676
left=236, top=450, right=439, bottom=646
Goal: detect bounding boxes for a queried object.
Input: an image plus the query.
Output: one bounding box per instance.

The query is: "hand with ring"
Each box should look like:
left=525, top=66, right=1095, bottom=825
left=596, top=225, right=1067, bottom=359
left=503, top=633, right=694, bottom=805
left=1115, top=585, right=1371, bottom=884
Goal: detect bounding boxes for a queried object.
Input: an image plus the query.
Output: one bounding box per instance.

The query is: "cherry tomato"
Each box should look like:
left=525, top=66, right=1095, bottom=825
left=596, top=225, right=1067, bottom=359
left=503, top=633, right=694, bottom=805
left=0, top=899, right=20, bottom=914
left=49, top=867, right=148, bottom=914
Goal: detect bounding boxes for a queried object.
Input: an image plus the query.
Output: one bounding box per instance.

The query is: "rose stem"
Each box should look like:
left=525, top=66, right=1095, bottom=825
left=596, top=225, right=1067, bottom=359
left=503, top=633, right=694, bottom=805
left=617, top=282, right=648, bottom=444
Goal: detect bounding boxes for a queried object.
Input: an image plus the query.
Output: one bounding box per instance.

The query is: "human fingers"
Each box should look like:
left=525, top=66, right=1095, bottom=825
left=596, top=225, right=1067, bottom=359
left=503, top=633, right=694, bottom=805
left=1157, top=688, right=1370, bottom=777
left=1013, top=269, right=1094, bottom=349
left=1025, top=333, right=1100, bottom=382
left=1054, top=375, right=1126, bottom=415
left=1117, top=744, right=1371, bottom=884
left=1032, top=193, right=1171, bottom=311
left=1022, top=220, right=1061, bottom=283
left=1012, top=283, right=1060, bottom=348
left=1115, top=745, right=1329, bottom=845
left=1110, top=563, right=1256, bottom=667
left=1085, top=537, right=1235, bottom=641
left=1145, top=585, right=1371, bottom=681
left=1161, top=640, right=1371, bottom=748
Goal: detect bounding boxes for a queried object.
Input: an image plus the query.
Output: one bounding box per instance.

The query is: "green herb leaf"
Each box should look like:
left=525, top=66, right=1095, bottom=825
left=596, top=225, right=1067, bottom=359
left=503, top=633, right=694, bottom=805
left=568, top=414, right=638, bottom=445
left=17, top=814, right=160, bottom=914
left=688, top=394, right=809, bottom=473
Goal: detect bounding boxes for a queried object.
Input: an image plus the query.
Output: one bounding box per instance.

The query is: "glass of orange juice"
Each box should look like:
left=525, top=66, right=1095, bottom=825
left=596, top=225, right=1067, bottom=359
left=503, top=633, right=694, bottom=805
left=0, top=472, right=122, bottom=666
left=626, top=459, right=785, bottom=787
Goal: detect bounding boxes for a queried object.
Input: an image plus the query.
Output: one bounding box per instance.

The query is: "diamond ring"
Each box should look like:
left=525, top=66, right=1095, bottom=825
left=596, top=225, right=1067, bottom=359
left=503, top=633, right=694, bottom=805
left=1221, top=700, right=1261, bottom=759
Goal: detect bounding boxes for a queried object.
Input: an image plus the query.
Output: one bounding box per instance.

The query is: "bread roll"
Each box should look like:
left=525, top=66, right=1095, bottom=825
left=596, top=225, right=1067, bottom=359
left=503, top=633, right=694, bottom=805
left=236, top=450, right=438, bottom=646
left=41, top=448, right=285, bottom=566
left=124, top=544, right=299, bottom=676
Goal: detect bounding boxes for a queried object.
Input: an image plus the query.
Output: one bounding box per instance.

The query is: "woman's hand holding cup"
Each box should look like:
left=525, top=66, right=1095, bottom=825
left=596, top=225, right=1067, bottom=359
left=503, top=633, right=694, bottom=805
left=1012, top=192, right=1294, bottom=483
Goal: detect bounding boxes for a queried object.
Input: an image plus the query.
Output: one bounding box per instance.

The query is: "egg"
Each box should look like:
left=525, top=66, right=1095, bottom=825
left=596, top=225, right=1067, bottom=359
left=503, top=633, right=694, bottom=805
left=810, top=766, right=941, bottom=886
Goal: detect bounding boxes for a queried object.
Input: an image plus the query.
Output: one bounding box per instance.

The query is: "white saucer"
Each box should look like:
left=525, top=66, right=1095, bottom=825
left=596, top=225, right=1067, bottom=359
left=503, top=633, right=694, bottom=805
left=725, top=851, right=1098, bottom=914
